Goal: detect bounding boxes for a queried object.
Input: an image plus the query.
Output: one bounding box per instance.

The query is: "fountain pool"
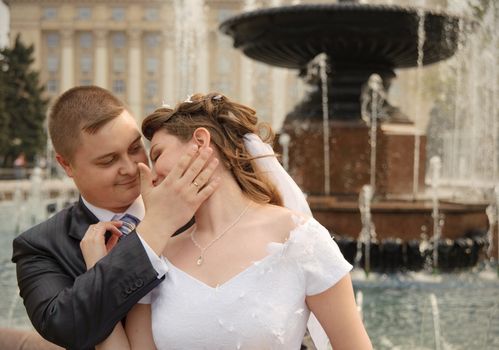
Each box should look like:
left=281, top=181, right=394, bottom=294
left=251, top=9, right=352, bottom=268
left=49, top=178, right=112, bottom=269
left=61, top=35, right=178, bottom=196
left=1, top=230, right=498, bottom=348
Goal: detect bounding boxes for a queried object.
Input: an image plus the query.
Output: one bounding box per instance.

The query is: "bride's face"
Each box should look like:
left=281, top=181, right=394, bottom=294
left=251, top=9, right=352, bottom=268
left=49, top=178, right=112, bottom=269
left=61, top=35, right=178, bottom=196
left=149, top=130, right=194, bottom=185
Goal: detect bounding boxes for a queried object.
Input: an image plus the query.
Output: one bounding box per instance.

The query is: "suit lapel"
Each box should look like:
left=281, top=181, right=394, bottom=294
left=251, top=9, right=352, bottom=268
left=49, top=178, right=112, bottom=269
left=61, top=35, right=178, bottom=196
left=68, top=197, right=99, bottom=241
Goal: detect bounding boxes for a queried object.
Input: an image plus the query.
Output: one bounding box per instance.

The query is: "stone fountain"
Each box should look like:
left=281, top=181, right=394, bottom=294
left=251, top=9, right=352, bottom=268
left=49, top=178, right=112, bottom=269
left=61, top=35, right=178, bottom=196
left=220, top=1, right=491, bottom=271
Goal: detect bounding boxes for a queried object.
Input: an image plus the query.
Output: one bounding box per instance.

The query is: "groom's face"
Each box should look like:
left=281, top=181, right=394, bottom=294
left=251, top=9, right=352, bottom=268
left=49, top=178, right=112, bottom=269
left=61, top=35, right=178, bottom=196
left=59, top=110, right=148, bottom=212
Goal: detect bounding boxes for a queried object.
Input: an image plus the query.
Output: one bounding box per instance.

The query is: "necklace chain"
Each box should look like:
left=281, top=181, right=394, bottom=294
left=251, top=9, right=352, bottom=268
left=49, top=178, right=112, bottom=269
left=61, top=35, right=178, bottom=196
left=190, top=202, right=251, bottom=266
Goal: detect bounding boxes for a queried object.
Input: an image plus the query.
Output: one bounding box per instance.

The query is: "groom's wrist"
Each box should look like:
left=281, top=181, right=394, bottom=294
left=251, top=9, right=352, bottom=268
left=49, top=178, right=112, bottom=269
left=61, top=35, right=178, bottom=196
left=136, top=218, right=176, bottom=255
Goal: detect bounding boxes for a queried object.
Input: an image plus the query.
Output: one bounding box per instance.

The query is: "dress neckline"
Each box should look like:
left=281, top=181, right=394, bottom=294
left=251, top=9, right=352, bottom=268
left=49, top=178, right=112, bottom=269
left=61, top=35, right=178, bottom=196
left=163, top=216, right=314, bottom=290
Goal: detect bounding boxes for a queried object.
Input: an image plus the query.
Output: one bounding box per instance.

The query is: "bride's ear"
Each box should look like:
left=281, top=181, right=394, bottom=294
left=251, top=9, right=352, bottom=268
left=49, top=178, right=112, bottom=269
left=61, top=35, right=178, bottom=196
left=192, top=128, right=211, bottom=148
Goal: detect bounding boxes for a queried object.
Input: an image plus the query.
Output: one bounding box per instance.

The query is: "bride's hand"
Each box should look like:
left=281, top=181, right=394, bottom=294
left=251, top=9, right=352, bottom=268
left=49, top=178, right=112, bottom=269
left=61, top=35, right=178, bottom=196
left=80, top=221, right=123, bottom=270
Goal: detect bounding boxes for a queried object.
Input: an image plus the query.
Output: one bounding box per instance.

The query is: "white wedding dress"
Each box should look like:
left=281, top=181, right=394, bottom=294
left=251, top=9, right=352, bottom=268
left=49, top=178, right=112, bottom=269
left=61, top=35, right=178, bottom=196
left=139, top=216, right=352, bottom=349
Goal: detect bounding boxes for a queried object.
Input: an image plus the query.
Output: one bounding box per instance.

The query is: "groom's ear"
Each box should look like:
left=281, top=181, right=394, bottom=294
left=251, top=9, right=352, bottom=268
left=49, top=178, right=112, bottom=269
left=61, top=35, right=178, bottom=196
left=56, top=153, right=74, bottom=178
left=192, top=128, right=211, bottom=148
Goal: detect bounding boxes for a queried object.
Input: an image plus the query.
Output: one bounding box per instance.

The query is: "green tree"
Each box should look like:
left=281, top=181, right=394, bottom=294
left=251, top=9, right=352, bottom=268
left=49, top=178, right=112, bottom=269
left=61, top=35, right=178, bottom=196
left=0, top=34, right=48, bottom=167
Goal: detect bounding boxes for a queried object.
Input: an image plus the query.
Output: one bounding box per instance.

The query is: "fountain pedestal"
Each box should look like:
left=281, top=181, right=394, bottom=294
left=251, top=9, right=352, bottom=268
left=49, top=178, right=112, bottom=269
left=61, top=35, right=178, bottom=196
left=282, top=120, right=426, bottom=196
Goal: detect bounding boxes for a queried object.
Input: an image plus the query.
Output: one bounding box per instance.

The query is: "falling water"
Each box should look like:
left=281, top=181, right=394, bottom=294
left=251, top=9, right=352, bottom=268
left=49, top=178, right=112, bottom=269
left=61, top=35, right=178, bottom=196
left=243, top=0, right=257, bottom=11
left=429, top=293, right=442, bottom=350
left=318, top=53, right=331, bottom=195
left=356, top=290, right=364, bottom=321
left=361, top=74, right=386, bottom=192
left=429, top=156, right=443, bottom=270
left=489, top=185, right=499, bottom=271
left=485, top=201, right=496, bottom=261
left=173, top=0, right=208, bottom=98
left=413, top=7, right=425, bottom=199
left=357, top=185, right=376, bottom=275
left=435, top=1, right=498, bottom=190
left=279, top=133, right=291, bottom=172
left=28, top=167, right=45, bottom=225
left=496, top=187, right=499, bottom=270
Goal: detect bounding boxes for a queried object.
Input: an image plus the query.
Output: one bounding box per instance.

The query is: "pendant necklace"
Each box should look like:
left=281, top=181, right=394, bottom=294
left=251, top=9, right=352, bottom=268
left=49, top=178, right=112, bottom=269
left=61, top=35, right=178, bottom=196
left=190, top=202, right=251, bottom=266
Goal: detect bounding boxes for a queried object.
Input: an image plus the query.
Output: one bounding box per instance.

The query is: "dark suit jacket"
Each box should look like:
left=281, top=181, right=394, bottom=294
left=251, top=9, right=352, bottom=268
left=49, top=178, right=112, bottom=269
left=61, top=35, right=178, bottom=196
left=12, top=198, right=164, bottom=350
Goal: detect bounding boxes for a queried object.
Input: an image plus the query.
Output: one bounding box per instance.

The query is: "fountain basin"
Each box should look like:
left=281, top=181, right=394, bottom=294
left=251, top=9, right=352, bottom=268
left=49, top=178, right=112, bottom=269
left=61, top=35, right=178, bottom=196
left=311, top=196, right=487, bottom=238
left=220, top=3, right=461, bottom=69
left=220, top=3, right=463, bottom=120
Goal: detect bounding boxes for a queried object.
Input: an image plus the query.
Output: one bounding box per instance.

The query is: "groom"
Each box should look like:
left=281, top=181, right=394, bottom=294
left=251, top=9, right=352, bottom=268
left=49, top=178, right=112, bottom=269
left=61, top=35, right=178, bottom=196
left=12, top=86, right=218, bottom=350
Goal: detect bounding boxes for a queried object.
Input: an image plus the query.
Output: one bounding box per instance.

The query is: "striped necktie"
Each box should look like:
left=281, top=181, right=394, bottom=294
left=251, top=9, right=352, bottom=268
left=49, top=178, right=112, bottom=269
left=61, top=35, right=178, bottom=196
left=118, top=213, right=140, bottom=240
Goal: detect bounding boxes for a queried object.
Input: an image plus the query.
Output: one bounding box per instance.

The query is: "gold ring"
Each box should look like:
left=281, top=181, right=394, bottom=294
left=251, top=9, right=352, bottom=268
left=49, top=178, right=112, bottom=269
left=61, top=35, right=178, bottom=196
left=193, top=181, right=199, bottom=187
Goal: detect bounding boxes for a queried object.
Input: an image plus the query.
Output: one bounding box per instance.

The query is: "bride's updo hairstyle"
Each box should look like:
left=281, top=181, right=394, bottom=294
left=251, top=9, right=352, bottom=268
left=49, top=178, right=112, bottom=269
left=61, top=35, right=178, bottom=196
left=142, top=92, right=283, bottom=206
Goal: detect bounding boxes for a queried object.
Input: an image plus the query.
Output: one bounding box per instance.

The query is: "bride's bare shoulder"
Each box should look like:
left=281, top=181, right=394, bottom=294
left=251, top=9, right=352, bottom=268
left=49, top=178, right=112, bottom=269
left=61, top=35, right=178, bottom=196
left=254, top=204, right=311, bottom=241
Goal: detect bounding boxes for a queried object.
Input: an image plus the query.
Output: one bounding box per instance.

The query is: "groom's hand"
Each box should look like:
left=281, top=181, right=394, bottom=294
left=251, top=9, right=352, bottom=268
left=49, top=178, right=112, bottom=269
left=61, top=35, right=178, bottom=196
left=137, top=145, right=220, bottom=255
left=80, top=221, right=123, bottom=270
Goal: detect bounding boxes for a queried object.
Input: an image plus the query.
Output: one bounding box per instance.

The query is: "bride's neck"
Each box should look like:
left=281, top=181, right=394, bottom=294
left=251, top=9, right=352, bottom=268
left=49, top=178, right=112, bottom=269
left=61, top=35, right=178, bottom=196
left=193, top=173, right=251, bottom=239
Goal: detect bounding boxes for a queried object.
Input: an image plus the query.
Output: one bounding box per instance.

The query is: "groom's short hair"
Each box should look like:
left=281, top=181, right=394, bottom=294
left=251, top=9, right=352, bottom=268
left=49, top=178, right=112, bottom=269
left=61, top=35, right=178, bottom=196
left=48, top=86, right=127, bottom=161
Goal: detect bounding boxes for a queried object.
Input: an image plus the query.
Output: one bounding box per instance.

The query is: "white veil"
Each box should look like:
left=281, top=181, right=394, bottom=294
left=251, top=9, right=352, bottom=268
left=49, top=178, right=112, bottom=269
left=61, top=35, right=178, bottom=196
left=243, top=133, right=331, bottom=350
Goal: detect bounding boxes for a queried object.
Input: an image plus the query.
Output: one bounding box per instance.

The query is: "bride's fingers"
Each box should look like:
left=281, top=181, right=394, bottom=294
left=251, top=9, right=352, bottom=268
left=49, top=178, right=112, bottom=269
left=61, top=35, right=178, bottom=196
left=196, top=176, right=221, bottom=203
left=179, top=147, right=213, bottom=186
left=190, top=157, right=219, bottom=192
left=138, top=162, right=154, bottom=193
left=167, top=144, right=199, bottom=181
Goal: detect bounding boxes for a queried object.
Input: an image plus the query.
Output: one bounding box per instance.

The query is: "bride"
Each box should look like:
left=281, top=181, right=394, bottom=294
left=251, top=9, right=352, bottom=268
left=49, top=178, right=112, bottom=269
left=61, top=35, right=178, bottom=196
left=81, top=93, right=372, bottom=350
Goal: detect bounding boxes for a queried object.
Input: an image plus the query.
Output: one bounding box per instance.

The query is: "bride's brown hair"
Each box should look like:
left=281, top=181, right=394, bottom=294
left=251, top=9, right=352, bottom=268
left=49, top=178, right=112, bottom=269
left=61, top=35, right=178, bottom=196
left=142, top=92, right=283, bottom=206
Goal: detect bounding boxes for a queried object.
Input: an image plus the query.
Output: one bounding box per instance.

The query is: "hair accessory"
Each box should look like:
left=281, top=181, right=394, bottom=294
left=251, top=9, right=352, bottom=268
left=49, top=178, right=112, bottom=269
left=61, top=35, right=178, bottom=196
left=212, top=94, right=223, bottom=101
left=161, top=100, right=171, bottom=108
left=184, top=94, right=194, bottom=103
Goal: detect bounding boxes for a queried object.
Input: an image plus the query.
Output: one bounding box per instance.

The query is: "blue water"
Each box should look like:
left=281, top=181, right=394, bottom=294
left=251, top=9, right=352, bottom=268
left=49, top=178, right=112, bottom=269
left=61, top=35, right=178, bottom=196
left=352, top=269, right=499, bottom=350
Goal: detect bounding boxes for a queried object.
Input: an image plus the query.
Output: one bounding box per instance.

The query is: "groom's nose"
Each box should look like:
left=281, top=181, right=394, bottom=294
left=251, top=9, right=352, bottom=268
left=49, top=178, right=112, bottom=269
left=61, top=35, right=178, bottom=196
left=119, top=156, right=138, bottom=176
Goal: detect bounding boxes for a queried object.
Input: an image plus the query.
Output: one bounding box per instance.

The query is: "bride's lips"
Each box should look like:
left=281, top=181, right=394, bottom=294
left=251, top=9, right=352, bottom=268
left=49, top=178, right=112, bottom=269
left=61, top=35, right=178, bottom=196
left=116, top=177, right=138, bottom=186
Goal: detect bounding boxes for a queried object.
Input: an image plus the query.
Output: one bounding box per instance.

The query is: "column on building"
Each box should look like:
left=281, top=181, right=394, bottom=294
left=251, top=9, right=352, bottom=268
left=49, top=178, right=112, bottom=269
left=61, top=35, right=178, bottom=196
left=239, top=55, right=254, bottom=107
left=161, top=29, right=175, bottom=102
left=94, top=29, right=108, bottom=88
left=60, top=28, right=74, bottom=91
left=127, top=29, right=142, bottom=121
left=196, top=30, right=209, bottom=93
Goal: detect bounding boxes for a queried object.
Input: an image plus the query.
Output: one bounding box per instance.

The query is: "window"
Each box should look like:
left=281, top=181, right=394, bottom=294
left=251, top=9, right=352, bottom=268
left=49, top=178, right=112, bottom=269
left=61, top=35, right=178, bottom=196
left=47, top=79, right=59, bottom=93
left=80, top=56, right=92, bottom=73
left=146, top=80, right=157, bottom=98
left=47, top=56, right=59, bottom=73
left=46, top=33, right=60, bottom=48
left=77, top=7, right=92, bottom=20
left=145, top=33, right=160, bottom=48
left=146, top=57, right=158, bottom=74
left=79, top=33, right=93, bottom=49
left=113, top=56, right=125, bottom=73
left=111, top=7, right=125, bottom=21
left=43, top=7, right=57, bottom=20
left=144, top=7, right=159, bottom=21
left=112, top=32, right=126, bottom=49
left=112, top=79, right=126, bottom=94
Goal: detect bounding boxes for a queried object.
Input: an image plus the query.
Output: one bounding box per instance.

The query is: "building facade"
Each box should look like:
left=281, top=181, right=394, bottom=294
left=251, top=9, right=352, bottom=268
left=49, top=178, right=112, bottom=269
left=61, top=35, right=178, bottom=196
left=7, top=0, right=304, bottom=128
